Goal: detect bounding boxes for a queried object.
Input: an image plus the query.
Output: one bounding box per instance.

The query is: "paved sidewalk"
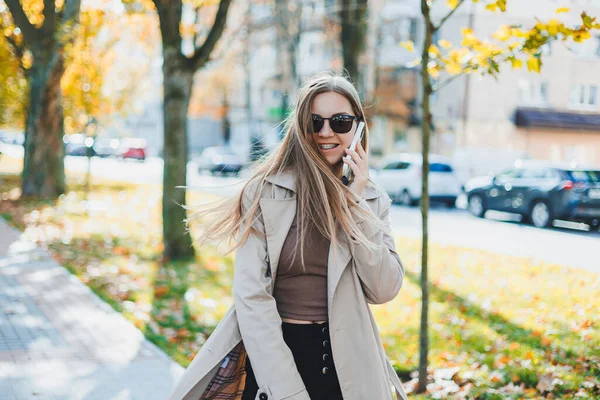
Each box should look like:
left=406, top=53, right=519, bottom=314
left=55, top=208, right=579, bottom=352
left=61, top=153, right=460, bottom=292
left=0, top=219, right=184, bottom=400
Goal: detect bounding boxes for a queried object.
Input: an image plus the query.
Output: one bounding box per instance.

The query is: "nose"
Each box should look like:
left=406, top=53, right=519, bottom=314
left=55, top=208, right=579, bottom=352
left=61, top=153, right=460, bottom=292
left=317, top=120, right=335, bottom=138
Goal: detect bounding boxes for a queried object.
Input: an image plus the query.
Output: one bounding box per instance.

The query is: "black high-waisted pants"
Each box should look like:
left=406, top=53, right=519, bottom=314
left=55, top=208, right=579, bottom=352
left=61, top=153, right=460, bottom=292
left=241, top=321, right=344, bottom=400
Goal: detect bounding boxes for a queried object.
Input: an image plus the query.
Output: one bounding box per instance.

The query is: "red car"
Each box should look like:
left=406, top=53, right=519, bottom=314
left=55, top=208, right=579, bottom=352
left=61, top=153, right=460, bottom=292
left=118, top=138, right=147, bottom=161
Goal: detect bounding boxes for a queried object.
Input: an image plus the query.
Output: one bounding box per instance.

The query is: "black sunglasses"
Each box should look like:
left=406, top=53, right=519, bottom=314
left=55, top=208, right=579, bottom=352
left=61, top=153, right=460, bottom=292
left=311, top=114, right=358, bottom=134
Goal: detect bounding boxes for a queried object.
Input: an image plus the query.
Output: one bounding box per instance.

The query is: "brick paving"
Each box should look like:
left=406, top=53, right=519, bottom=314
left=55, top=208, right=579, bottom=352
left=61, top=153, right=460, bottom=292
left=0, top=219, right=183, bottom=400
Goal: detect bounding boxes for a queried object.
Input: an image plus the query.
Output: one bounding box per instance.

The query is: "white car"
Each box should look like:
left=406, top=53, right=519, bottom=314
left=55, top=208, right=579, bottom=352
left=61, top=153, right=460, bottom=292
left=371, top=153, right=462, bottom=207
left=193, top=146, right=246, bottom=176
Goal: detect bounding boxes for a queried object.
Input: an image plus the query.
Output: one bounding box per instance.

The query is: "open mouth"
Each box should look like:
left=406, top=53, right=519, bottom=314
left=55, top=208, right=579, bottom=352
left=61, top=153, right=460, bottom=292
left=318, top=144, right=340, bottom=151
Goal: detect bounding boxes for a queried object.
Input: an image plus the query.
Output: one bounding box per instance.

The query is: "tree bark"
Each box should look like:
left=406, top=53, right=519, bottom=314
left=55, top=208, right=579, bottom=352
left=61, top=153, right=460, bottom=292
left=161, top=45, right=195, bottom=261
left=417, top=0, right=434, bottom=393
left=340, top=0, right=368, bottom=87
left=21, top=50, right=66, bottom=198
left=154, top=0, right=232, bottom=261
left=4, top=0, right=80, bottom=199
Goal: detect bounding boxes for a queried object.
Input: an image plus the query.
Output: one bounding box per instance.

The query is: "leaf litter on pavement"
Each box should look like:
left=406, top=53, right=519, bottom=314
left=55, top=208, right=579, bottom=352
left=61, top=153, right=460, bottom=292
left=1, top=172, right=599, bottom=399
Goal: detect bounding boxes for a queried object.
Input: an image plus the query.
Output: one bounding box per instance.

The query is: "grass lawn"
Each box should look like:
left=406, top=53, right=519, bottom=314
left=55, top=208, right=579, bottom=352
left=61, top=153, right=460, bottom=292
left=0, top=167, right=598, bottom=399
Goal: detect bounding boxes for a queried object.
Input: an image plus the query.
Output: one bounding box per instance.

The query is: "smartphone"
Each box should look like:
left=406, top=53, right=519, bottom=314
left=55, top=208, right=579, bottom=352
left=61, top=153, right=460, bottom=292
left=341, top=121, right=365, bottom=186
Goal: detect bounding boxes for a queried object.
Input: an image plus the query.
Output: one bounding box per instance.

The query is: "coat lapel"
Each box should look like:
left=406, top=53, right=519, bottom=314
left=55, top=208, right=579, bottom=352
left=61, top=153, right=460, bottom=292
left=327, top=228, right=353, bottom=312
left=259, top=197, right=296, bottom=285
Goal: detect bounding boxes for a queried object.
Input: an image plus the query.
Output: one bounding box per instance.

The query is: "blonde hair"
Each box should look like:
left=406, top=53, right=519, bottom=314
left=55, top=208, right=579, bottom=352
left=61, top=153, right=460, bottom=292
left=187, top=71, right=384, bottom=267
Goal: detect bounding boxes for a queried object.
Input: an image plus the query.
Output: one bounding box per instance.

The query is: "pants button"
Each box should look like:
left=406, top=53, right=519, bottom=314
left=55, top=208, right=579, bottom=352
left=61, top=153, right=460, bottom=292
left=322, top=353, right=330, bottom=362
left=322, top=326, right=328, bottom=335
left=322, top=367, right=329, bottom=375
left=322, top=340, right=329, bottom=348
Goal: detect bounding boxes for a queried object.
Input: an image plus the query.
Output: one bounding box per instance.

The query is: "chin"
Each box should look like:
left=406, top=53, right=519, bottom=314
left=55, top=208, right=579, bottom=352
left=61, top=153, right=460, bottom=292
left=325, top=155, right=342, bottom=166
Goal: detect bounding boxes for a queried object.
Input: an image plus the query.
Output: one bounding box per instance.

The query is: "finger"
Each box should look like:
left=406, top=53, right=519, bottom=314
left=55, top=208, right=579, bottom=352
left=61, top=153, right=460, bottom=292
left=356, top=140, right=367, bottom=159
left=345, top=148, right=367, bottom=172
left=342, top=157, right=363, bottom=179
left=344, top=148, right=362, bottom=163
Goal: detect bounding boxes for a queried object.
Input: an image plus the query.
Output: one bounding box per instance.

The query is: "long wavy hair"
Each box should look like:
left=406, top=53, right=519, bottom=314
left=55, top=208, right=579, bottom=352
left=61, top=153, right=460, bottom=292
left=187, top=71, right=385, bottom=266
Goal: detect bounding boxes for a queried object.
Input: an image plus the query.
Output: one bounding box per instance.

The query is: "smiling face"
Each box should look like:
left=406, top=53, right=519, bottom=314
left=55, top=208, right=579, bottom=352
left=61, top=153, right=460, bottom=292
left=310, top=91, right=358, bottom=173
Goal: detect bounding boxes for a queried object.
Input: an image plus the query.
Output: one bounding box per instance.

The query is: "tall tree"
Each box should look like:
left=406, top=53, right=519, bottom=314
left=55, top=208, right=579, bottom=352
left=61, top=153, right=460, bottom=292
left=400, top=1, right=600, bottom=392
left=1, top=5, right=144, bottom=135
left=152, top=0, right=232, bottom=261
left=339, top=0, right=368, bottom=86
left=2, top=0, right=81, bottom=198
left=274, top=0, right=302, bottom=121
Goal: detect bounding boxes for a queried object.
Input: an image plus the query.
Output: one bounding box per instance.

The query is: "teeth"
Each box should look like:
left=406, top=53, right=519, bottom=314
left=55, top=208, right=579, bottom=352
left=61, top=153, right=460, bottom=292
left=319, top=144, right=338, bottom=150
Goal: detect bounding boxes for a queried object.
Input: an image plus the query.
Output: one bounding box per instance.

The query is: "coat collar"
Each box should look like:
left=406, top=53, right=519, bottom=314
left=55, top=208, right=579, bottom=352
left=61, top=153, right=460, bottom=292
left=264, top=170, right=381, bottom=200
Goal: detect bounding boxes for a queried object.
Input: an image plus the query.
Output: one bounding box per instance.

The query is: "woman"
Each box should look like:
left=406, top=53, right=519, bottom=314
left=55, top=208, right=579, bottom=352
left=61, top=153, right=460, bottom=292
left=168, top=71, right=408, bottom=400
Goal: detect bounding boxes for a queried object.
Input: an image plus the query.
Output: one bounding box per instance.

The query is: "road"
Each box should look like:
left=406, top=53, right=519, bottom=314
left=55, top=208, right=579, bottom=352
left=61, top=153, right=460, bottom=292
left=2, top=145, right=599, bottom=273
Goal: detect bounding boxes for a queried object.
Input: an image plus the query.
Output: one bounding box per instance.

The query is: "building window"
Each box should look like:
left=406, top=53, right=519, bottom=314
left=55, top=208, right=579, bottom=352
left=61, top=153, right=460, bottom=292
left=540, top=42, right=551, bottom=56
left=577, top=35, right=600, bottom=58
left=569, top=85, right=598, bottom=111
left=518, top=80, right=549, bottom=106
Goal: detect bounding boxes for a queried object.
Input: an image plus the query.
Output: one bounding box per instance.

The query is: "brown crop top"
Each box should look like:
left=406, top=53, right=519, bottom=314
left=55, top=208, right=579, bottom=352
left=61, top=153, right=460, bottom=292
left=272, top=214, right=330, bottom=321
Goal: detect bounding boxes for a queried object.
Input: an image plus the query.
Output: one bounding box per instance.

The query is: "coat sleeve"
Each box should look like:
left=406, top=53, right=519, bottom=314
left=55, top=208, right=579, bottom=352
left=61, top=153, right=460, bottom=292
left=232, top=185, right=310, bottom=400
left=350, top=193, right=405, bottom=305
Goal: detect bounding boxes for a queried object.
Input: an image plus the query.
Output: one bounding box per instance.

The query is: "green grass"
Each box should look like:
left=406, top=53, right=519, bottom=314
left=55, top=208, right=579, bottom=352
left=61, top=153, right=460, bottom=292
left=1, top=171, right=599, bottom=399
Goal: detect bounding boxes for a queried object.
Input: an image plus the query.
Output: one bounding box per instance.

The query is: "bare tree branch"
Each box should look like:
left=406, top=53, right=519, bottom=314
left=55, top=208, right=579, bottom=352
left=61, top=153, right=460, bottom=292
left=4, top=0, right=39, bottom=45
left=43, top=0, right=56, bottom=34
left=189, top=0, right=233, bottom=71
left=431, top=71, right=466, bottom=92
left=434, top=0, right=466, bottom=33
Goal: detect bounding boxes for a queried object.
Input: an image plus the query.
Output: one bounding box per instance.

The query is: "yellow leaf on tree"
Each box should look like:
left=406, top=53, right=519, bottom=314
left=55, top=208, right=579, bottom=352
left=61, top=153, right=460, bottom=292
left=492, top=25, right=511, bottom=41
left=400, top=41, right=415, bottom=52
left=428, top=65, right=441, bottom=79
left=509, top=57, right=523, bottom=69
left=547, top=19, right=560, bottom=36
left=446, top=0, right=460, bottom=10
left=429, top=44, right=441, bottom=57
left=555, top=7, right=570, bottom=14
left=445, top=62, right=462, bottom=75
left=438, top=39, right=453, bottom=49
left=527, top=55, right=541, bottom=72
left=485, top=3, right=498, bottom=12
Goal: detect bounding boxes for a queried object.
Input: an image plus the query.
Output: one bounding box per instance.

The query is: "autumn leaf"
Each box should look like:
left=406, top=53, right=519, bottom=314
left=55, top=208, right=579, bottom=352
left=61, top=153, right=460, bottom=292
left=536, top=373, right=556, bottom=392
left=400, top=41, right=415, bottom=52
left=527, top=55, right=541, bottom=72
left=493, top=25, right=511, bottom=41
left=429, top=44, right=441, bottom=57
left=509, top=57, right=523, bottom=69
left=556, top=7, right=570, bottom=14
left=438, top=39, right=453, bottom=49
left=155, top=285, right=170, bottom=298
left=485, top=3, right=498, bottom=12
left=446, top=0, right=460, bottom=10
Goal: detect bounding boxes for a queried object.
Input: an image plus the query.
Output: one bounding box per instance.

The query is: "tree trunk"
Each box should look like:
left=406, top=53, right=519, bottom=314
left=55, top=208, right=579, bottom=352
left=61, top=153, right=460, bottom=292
left=222, top=91, right=231, bottom=145
left=162, top=45, right=195, bottom=261
left=340, top=0, right=368, bottom=87
left=154, top=0, right=231, bottom=262
left=417, top=0, right=433, bottom=393
left=21, top=50, right=66, bottom=199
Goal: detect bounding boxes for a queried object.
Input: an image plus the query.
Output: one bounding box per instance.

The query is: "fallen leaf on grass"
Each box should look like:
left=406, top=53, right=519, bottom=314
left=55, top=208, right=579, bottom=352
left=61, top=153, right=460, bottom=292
left=536, top=373, right=556, bottom=392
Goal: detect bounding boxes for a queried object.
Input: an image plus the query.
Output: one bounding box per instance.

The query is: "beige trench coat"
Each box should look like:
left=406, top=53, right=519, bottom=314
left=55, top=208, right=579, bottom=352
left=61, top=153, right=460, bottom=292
left=167, top=171, right=408, bottom=400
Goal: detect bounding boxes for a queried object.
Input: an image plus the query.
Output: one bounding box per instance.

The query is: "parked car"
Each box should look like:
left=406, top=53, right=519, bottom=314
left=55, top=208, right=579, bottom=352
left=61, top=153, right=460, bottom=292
left=0, top=132, right=24, bottom=146
left=371, top=153, right=462, bottom=207
left=193, top=146, right=245, bottom=176
left=64, top=133, right=95, bottom=157
left=117, top=138, right=146, bottom=161
left=93, top=138, right=119, bottom=158
left=465, top=160, right=600, bottom=228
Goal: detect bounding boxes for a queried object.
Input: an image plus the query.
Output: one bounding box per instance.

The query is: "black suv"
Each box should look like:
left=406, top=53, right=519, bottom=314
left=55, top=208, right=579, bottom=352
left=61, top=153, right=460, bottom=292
left=465, top=161, right=600, bottom=229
